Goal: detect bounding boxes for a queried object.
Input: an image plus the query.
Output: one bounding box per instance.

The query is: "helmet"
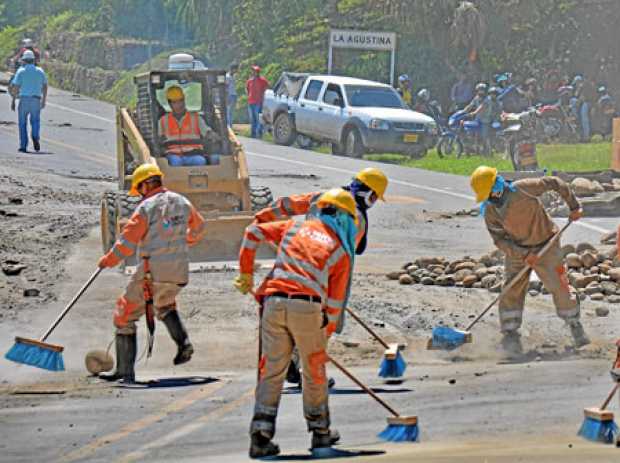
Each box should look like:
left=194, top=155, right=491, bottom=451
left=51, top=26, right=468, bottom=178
left=129, top=163, right=164, bottom=196
left=166, top=85, right=185, bottom=102
left=417, top=88, right=430, bottom=102
left=470, top=166, right=498, bottom=203
left=354, top=167, right=387, bottom=200
left=488, top=86, right=500, bottom=96
left=22, top=38, right=33, bottom=47
left=495, top=72, right=511, bottom=84
left=558, top=85, right=574, bottom=96
left=475, top=82, right=488, bottom=93
left=525, top=77, right=537, bottom=87
left=571, top=75, right=584, bottom=86
left=251, top=64, right=261, bottom=72
left=597, top=85, right=607, bottom=94
left=398, top=74, right=410, bottom=83
left=21, top=50, right=35, bottom=62
left=317, top=188, right=358, bottom=224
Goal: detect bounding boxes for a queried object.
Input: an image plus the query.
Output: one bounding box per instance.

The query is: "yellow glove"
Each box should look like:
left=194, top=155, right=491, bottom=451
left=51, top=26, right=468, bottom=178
left=234, top=273, right=253, bottom=294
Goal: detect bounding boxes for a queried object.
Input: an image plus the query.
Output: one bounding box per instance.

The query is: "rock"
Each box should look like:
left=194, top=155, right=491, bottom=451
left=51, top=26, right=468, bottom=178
left=528, top=289, right=540, bottom=297
left=8, top=197, right=23, bottom=205
left=401, top=262, right=414, bottom=270
left=436, top=275, right=455, bottom=287
left=561, top=244, right=576, bottom=257
left=479, top=254, right=495, bottom=267
left=472, top=282, right=483, bottom=289
left=387, top=271, right=405, bottom=280
left=489, top=282, right=502, bottom=293
left=600, top=281, right=617, bottom=295
left=1, top=263, right=27, bottom=276
left=475, top=268, right=488, bottom=279
left=603, top=247, right=618, bottom=260
left=431, top=267, right=445, bottom=276
left=571, top=177, right=603, bottom=197
left=427, top=264, right=444, bottom=274
left=580, top=252, right=597, bottom=268
left=570, top=273, right=599, bottom=288
left=454, top=269, right=474, bottom=282
left=448, top=378, right=457, bottom=384
left=487, top=265, right=502, bottom=275
left=608, top=268, right=620, bottom=282
left=23, top=288, right=40, bottom=297
left=399, top=274, right=414, bottom=285
left=341, top=340, right=361, bottom=348
left=589, top=266, right=600, bottom=274
left=599, top=263, right=611, bottom=274
left=454, top=261, right=477, bottom=272
left=415, top=257, right=445, bottom=268
left=481, top=275, right=497, bottom=289
left=462, top=274, right=478, bottom=288
left=590, top=293, right=605, bottom=301
left=576, top=242, right=597, bottom=254
left=584, top=282, right=602, bottom=295
left=595, top=306, right=609, bottom=316
left=565, top=253, right=582, bottom=269
left=607, top=295, right=620, bottom=303
left=406, top=264, right=419, bottom=274
left=420, top=276, right=435, bottom=285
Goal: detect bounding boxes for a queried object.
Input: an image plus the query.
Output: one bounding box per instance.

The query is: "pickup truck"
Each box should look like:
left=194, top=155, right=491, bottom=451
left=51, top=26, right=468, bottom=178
left=262, top=73, right=438, bottom=158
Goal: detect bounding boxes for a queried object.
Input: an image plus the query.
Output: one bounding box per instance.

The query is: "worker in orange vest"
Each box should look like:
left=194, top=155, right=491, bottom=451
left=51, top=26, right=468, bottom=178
left=235, top=188, right=357, bottom=458
left=98, top=164, right=206, bottom=383
left=159, top=85, right=220, bottom=167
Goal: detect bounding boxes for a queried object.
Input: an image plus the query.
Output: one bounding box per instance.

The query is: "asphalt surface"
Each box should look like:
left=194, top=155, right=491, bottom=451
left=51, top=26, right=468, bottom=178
left=0, top=84, right=619, bottom=462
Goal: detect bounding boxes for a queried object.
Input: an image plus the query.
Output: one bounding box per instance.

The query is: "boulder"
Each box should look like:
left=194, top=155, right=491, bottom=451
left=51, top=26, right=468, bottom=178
left=565, top=253, right=583, bottom=269
left=406, top=264, right=419, bottom=274
left=387, top=271, right=406, bottom=280
left=607, top=295, right=620, bottom=303
left=584, top=282, right=602, bottom=295
left=561, top=244, right=576, bottom=257
left=580, top=252, right=597, bottom=268
left=571, top=178, right=603, bottom=197
left=479, top=254, right=496, bottom=267
left=462, top=274, right=478, bottom=288
left=481, top=275, right=497, bottom=289
left=576, top=242, right=597, bottom=254
left=454, top=268, right=474, bottom=282
left=590, top=293, right=605, bottom=301
left=589, top=266, right=600, bottom=274
left=489, top=282, right=502, bottom=293
left=399, top=274, right=414, bottom=285
left=475, top=267, right=489, bottom=279
left=454, top=261, right=477, bottom=272
left=421, top=276, right=435, bottom=285
left=600, top=281, right=617, bottom=296
left=574, top=274, right=600, bottom=288
left=599, top=263, right=611, bottom=274
left=595, top=306, right=609, bottom=316
left=608, top=268, right=620, bottom=282
left=472, top=282, right=483, bottom=289
left=415, top=257, right=445, bottom=268
left=431, top=267, right=445, bottom=275
left=436, top=275, right=455, bottom=287
left=401, top=262, right=414, bottom=270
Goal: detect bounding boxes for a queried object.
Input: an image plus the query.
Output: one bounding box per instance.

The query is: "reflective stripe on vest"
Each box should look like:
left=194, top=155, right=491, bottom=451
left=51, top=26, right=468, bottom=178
left=160, top=112, right=203, bottom=154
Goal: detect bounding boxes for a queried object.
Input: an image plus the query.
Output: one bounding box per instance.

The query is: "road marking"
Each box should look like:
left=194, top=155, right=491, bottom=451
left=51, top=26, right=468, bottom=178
left=246, top=149, right=612, bottom=234
left=115, top=388, right=254, bottom=463
left=59, top=380, right=227, bottom=463
left=46, top=101, right=115, bottom=124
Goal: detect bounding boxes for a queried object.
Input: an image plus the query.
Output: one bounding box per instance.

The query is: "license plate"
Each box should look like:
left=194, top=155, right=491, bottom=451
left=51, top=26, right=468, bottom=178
left=403, top=133, right=418, bottom=143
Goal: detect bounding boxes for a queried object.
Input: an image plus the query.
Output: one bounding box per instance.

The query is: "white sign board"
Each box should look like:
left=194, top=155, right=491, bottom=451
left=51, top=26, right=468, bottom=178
left=328, top=29, right=397, bottom=84
left=330, top=29, right=396, bottom=51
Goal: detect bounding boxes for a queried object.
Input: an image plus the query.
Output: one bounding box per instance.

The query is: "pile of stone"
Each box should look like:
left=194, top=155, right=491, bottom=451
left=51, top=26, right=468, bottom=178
left=387, top=243, right=620, bottom=303
left=545, top=177, right=620, bottom=217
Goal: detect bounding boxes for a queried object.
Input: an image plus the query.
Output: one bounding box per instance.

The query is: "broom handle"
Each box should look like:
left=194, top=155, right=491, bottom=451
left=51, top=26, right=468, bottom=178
left=345, top=307, right=390, bottom=350
left=328, top=354, right=400, bottom=418
left=40, top=268, right=102, bottom=342
left=465, top=221, right=572, bottom=332
left=600, top=382, right=620, bottom=410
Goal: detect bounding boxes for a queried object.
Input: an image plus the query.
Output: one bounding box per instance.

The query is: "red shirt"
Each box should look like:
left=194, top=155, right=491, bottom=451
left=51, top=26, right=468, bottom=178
left=246, top=76, right=269, bottom=105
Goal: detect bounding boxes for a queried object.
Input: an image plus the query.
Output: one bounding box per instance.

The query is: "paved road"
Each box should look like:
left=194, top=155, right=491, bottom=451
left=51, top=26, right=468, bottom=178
left=0, top=86, right=618, bottom=462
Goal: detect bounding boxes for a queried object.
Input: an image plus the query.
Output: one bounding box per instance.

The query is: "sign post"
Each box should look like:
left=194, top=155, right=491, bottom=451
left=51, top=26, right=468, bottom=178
left=328, top=29, right=397, bottom=85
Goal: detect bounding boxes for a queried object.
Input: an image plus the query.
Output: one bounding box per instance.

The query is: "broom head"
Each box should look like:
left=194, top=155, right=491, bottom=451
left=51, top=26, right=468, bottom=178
left=378, top=346, right=407, bottom=378
left=578, top=408, right=619, bottom=444
left=378, top=416, right=419, bottom=442
left=5, top=337, right=65, bottom=371
left=427, top=327, right=472, bottom=350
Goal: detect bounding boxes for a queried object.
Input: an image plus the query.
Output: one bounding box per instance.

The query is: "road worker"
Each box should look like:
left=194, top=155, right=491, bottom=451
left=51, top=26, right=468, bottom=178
left=98, top=164, right=206, bottom=383
left=159, top=85, right=220, bottom=166
left=235, top=188, right=357, bottom=458
left=471, top=166, right=589, bottom=355
left=254, top=167, right=388, bottom=384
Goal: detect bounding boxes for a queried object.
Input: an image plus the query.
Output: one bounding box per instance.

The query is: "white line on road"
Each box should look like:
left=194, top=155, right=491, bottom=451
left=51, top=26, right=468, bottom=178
left=46, top=101, right=115, bottom=124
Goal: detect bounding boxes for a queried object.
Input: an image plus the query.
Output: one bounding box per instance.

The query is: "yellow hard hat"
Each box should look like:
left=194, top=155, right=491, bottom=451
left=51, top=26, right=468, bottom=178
left=129, top=163, right=164, bottom=196
left=166, top=85, right=185, bottom=102
left=470, top=166, right=498, bottom=203
left=317, top=188, right=358, bottom=225
left=355, top=167, right=388, bottom=200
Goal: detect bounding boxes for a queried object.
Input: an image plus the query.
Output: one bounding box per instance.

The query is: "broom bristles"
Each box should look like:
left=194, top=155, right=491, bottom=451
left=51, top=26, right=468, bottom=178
left=578, top=416, right=619, bottom=443
left=5, top=341, right=65, bottom=371
left=378, top=351, right=407, bottom=378
left=431, top=326, right=467, bottom=350
left=378, top=423, right=419, bottom=442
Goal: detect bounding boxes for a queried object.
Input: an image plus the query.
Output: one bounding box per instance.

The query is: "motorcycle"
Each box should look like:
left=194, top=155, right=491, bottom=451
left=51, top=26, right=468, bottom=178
left=535, top=102, right=579, bottom=143
left=437, top=110, right=502, bottom=158
left=501, top=109, right=539, bottom=171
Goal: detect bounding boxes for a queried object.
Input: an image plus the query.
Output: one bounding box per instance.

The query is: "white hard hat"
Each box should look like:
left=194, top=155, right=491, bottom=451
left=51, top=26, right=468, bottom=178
left=22, top=38, right=33, bottom=47
left=21, top=50, right=35, bottom=61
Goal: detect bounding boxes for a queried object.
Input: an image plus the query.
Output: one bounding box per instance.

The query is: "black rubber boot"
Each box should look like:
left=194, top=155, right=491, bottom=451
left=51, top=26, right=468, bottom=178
left=32, top=138, right=40, bottom=152
left=311, top=429, right=340, bottom=449
left=249, top=432, right=280, bottom=459
left=500, top=330, right=523, bottom=357
left=99, top=333, right=136, bottom=383
left=568, top=319, right=590, bottom=348
left=286, top=360, right=301, bottom=385
left=162, top=310, right=194, bottom=365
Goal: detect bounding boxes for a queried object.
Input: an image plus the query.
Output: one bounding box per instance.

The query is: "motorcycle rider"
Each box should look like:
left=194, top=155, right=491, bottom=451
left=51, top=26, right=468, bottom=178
left=473, top=86, right=503, bottom=155
left=413, top=88, right=442, bottom=121
left=12, top=38, right=41, bottom=70
left=464, top=82, right=488, bottom=114
left=496, top=72, right=525, bottom=113
left=593, top=85, right=615, bottom=138
left=397, top=74, right=413, bottom=107
left=570, top=75, right=596, bottom=142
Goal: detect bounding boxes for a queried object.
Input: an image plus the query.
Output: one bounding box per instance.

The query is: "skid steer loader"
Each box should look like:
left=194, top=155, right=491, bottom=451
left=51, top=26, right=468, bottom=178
left=101, top=64, right=273, bottom=263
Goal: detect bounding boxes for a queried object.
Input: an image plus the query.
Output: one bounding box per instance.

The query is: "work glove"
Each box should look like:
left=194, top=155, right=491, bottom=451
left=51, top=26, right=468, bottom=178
left=524, top=253, right=539, bottom=268
left=233, top=273, right=253, bottom=295
left=97, top=254, right=116, bottom=269
left=569, top=208, right=583, bottom=222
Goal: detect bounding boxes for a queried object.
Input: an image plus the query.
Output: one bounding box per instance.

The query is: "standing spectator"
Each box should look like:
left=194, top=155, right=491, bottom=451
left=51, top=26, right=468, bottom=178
left=226, top=63, right=239, bottom=129
left=450, top=71, right=473, bottom=111
left=246, top=65, right=269, bottom=139
left=397, top=74, right=413, bottom=107
left=9, top=49, right=47, bottom=153
left=571, top=75, right=597, bottom=142
left=521, top=78, right=538, bottom=108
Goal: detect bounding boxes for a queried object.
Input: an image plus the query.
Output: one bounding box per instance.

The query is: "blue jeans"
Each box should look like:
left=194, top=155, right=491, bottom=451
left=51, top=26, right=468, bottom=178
left=227, top=95, right=237, bottom=128
left=18, top=96, right=41, bottom=150
left=570, top=98, right=591, bottom=141
left=166, top=154, right=207, bottom=166
left=248, top=103, right=263, bottom=138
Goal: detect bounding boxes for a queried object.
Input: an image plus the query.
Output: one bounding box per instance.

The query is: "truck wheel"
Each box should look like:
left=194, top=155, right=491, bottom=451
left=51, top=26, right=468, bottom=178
left=273, top=113, right=297, bottom=146
left=344, top=128, right=365, bottom=158
left=250, top=186, right=274, bottom=211
left=101, top=192, right=118, bottom=253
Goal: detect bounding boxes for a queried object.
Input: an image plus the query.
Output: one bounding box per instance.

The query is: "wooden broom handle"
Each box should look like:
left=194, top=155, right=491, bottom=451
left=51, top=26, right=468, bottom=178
left=345, top=307, right=390, bottom=350
left=40, top=268, right=102, bottom=342
left=465, top=221, right=572, bottom=332
left=328, top=354, right=400, bottom=418
left=600, top=382, right=620, bottom=410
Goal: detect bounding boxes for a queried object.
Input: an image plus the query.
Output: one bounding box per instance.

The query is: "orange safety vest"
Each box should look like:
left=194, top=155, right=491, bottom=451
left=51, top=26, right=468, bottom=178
left=240, top=219, right=351, bottom=336
left=159, top=112, right=203, bottom=154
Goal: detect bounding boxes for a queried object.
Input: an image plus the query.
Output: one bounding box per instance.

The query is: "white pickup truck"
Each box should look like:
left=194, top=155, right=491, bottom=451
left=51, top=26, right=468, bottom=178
left=262, top=73, right=438, bottom=158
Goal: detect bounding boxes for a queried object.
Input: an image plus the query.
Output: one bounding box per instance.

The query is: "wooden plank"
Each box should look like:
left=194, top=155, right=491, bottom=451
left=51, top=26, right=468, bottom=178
left=584, top=407, right=614, bottom=421
left=14, top=336, right=64, bottom=352
left=384, top=343, right=399, bottom=360
left=387, top=415, right=417, bottom=426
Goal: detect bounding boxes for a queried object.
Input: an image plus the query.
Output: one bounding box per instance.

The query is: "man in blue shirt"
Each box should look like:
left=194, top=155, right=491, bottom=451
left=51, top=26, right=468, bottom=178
left=10, top=49, right=47, bottom=153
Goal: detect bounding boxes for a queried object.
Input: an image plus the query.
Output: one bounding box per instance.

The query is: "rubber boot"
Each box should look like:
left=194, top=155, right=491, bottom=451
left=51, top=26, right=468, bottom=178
left=162, top=310, right=194, bottom=365
left=286, top=360, right=301, bottom=385
left=500, top=330, right=523, bottom=357
left=249, top=432, right=280, bottom=459
left=311, top=429, right=341, bottom=449
left=568, top=319, right=590, bottom=348
left=99, top=333, right=136, bottom=383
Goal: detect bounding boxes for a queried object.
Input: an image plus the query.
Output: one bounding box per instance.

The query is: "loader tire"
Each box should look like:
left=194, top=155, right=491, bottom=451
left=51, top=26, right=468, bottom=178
left=101, top=191, right=118, bottom=253
left=250, top=186, right=273, bottom=211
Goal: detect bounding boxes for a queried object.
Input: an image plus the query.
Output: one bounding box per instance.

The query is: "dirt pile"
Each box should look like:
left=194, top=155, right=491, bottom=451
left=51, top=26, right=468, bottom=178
left=387, top=243, right=620, bottom=304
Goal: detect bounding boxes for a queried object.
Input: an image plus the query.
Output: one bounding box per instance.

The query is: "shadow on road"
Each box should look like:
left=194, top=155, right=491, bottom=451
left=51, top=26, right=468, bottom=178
left=283, top=387, right=412, bottom=395
left=114, top=376, right=220, bottom=389
left=272, top=448, right=386, bottom=460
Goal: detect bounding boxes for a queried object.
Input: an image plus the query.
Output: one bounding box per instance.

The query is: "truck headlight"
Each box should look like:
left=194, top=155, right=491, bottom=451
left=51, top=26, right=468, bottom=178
left=369, top=119, right=390, bottom=130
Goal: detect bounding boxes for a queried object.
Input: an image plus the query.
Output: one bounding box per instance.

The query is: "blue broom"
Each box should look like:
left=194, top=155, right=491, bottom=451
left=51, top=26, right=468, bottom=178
left=5, top=268, right=102, bottom=371
left=578, top=383, right=619, bottom=444
left=328, top=354, right=418, bottom=442
left=428, top=222, right=572, bottom=350
left=345, top=308, right=407, bottom=379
